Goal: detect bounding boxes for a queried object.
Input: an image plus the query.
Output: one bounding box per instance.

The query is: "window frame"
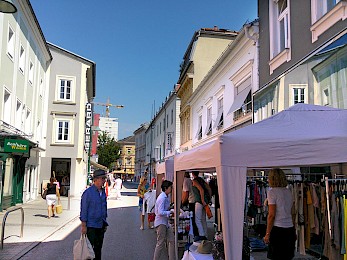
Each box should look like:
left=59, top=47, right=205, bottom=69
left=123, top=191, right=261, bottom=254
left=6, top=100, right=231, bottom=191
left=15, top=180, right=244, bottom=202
left=289, top=84, right=308, bottom=106
left=56, top=76, right=76, bottom=103
left=7, top=24, right=15, bottom=61
left=19, top=44, right=25, bottom=74
left=53, top=117, right=74, bottom=145
left=29, top=60, right=34, bottom=85
left=269, top=0, right=292, bottom=74
left=310, top=0, right=347, bottom=42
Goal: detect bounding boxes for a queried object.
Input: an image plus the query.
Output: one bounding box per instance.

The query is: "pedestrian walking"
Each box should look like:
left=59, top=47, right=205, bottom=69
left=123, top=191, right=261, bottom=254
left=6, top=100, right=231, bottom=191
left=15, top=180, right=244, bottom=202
left=137, top=176, right=150, bottom=230
left=114, top=175, right=123, bottom=200
left=153, top=180, right=175, bottom=260
left=80, top=169, right=108, bottom=260
left=44, top=177, right=60, bottom=219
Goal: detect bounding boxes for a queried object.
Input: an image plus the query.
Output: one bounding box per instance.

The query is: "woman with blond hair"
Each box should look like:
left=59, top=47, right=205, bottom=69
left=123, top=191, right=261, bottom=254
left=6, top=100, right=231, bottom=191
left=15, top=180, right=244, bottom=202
left=264, top=168, right=295, bottom=260
left=137, top=176, right=149, bottom=230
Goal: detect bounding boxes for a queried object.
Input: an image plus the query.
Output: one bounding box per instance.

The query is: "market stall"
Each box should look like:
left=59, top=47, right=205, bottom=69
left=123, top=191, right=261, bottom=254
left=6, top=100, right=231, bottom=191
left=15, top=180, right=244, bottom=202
left=156, top=158, right=174, bottom=197
left=174, top=103, right=347, bottom=260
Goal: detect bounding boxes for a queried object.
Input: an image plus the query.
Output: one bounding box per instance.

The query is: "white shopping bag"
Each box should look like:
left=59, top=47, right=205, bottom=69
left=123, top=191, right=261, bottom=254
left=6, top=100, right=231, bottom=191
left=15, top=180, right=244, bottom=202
left=73, top=234, right=95, bottom=260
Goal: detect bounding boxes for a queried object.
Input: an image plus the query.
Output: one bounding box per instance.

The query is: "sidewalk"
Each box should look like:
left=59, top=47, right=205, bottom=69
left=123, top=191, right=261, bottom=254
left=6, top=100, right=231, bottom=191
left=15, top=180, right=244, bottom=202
left=0, top=195, right=81, bottom=260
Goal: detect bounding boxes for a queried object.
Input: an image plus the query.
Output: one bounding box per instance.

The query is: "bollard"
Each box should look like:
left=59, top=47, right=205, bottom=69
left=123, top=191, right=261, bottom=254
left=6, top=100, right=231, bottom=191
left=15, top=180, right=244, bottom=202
left=68, top=190, right=70, bottom=210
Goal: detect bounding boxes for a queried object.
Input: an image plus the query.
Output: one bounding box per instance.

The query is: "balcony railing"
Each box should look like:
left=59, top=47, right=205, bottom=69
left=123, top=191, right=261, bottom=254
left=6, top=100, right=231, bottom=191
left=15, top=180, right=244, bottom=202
left=233, top=101, right=252, bottom=121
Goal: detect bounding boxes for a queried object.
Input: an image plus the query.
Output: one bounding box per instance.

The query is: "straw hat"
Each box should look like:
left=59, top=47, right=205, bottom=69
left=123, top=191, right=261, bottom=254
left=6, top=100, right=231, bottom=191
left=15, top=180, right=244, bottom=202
left=197, top=240, right=213, bottom=254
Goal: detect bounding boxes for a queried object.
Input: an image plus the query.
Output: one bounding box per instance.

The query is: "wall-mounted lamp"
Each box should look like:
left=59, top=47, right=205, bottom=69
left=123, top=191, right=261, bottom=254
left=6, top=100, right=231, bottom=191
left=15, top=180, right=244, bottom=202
left=0, top=0, right=17, bottom=13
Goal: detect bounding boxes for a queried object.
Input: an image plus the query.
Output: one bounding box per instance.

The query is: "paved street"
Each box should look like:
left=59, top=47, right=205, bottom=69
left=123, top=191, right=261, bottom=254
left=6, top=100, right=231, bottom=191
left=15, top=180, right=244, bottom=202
left=0, top=180, right=318, bottom=260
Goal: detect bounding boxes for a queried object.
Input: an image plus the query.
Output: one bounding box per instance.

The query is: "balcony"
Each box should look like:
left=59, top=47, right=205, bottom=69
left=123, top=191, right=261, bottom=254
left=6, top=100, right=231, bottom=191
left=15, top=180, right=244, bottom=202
left=233, top=101, right=252, bottom=122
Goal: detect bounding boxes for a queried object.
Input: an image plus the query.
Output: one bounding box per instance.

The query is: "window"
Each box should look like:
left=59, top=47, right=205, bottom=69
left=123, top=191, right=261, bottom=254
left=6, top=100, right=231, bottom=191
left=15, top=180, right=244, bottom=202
left=269, top=0, right=291, bottom=73
left=290, top=84, right=308, bottom=106
left=56, top=120, right=70, bottom=142
left=205, top=106, right=212, bottom=135
left=215, top=97, right=224, bottom=130
left=19, top=45, right=25, bottom=74
left=293, top=88, right=305, bottom=104
left=29, top=61, right=34, bottom=85
left=59, top=79, right=72, bottom=100
left=7, top=25, right=15, bottom=60
left=166, top=115, right=168, bottom=128
left=313, top=0, right=341, bottom=22
left=171, top=109, right=174, bottom=124
left=196, top=115, right=202, bottom=140
left=15, top=100, right=22, bottom=130
left=25, top=109, right=31, bottom=134
left=3, top=89, right=11, bottom=124
left=37, top=120, right=42, bottom=143
left=39, top=78, right=43, bottom=97
left=310, top=0, right=346, bottom=42
left=322, top=88, right=330, bottom=106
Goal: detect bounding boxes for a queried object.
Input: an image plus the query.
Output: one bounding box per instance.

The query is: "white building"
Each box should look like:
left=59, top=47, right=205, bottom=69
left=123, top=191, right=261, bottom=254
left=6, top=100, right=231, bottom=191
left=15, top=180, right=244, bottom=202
left=0, top=0, right=52, bottom=209
left=40, top=43, right=96, bottom=197
left=145, top=90, right=180, bottom=180
left=189, top=21, right=259, bottom=147
left=99, top=116, right=119, bottom=141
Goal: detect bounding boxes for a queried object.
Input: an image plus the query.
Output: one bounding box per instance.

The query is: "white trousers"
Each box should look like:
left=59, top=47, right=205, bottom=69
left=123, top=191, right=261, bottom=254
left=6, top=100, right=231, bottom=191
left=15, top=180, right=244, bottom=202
left=195, top=202, right=207, bottom=236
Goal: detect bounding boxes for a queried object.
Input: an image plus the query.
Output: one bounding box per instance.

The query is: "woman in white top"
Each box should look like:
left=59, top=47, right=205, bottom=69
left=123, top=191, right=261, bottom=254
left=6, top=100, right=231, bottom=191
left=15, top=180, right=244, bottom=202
left=264, top=168, right=295, bottom=260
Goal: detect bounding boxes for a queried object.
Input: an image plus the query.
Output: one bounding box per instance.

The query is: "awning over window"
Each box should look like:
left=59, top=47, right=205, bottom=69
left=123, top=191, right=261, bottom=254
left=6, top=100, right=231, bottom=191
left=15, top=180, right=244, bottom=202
left=213, top=109, right=223, bottom=128
left=204, top=117, right=212, bottom=135
left=91, top=160, right=108, bottom=171
left=227, top=85, right=252, bottom=115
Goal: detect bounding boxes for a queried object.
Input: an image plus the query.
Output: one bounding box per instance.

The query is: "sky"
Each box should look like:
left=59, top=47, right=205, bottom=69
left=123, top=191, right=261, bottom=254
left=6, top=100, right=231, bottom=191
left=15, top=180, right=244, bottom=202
left=30, top=0, right=257, bottom=139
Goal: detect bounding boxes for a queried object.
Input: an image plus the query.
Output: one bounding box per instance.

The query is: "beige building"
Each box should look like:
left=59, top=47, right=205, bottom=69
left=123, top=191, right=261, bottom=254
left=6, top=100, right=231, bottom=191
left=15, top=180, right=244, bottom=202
left=117, top=135, right=135, bottom=179
left=176, top=27, right=238, bottom=152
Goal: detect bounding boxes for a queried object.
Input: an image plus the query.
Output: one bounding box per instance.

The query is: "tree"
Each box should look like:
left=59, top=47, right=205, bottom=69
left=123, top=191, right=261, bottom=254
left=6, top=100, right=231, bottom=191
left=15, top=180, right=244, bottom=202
left=97, top=131, right=120, bottom=168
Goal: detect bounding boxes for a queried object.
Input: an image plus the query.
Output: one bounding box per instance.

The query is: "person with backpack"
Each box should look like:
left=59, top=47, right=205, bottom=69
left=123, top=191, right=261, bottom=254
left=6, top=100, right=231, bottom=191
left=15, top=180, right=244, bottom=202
left=192, top=171, right=212, bottom=241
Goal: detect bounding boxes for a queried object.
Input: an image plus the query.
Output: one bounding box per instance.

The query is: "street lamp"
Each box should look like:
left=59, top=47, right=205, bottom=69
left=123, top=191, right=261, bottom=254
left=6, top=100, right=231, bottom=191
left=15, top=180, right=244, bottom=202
left=0, top=0, right=17, bottom=13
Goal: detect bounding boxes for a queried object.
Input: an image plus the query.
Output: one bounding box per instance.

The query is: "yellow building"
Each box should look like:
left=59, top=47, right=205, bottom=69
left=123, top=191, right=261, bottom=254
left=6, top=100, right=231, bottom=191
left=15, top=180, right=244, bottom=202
left=117, top=136, right=135, bottom=180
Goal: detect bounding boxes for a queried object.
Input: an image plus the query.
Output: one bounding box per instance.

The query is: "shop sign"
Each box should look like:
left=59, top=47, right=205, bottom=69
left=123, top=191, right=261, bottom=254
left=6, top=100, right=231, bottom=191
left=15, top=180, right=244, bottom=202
left=85, top=103, right=93, bottom=151
left=4, top=139, right=29, bottom=154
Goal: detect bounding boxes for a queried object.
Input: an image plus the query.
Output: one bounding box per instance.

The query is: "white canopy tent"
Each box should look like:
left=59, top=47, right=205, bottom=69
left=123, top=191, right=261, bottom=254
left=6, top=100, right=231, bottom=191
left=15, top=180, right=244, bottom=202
left=174, top=104, right=347, bottom=260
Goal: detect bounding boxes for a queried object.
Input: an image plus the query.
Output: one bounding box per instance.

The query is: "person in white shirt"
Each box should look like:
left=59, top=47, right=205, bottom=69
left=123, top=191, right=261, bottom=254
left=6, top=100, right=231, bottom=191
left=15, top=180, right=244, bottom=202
left=153, top=180, right=175, bottom=260
left=113, top=175, right=123, bottom=200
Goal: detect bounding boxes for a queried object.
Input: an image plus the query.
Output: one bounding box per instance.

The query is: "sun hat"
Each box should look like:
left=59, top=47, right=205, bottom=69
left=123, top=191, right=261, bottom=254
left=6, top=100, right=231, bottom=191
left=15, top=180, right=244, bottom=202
left=197, top=240, right=213, bottom=254
left=93, top=169, right=106, bottom=179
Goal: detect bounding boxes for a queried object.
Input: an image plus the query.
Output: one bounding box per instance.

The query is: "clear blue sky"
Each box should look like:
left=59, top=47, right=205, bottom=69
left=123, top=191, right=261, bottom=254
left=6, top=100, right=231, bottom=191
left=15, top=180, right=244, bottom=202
left=30, top=0, right=257, bottom=139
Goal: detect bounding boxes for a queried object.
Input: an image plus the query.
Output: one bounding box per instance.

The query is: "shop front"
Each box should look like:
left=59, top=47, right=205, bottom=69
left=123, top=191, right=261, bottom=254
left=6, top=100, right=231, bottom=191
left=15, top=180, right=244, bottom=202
left=0, top=137, right=36, bottom=211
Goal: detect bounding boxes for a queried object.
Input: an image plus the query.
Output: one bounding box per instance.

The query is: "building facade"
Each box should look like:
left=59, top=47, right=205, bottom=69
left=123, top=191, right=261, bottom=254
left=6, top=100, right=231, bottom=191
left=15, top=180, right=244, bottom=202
left=255, top=0, right=347, bottom=121
left=117, top=135, right=135, bottom=179
left=189, top=21, right=259, bottom=147
left=176, top=27, right=238, bottom=152
left=134, top=123, right=148, bottom=180
left=0, top=0, right=52, bottom=209
left=145, top=90, right=181, bottom=180
left=40, top=43, right=95, bottom=197
left=98, top=116, right=119, bottom=141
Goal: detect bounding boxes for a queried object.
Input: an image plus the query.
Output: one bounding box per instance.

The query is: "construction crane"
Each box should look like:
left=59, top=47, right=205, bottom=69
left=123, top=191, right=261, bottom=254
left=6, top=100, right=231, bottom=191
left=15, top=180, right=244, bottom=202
left=93, top=97, right=124, bottom=118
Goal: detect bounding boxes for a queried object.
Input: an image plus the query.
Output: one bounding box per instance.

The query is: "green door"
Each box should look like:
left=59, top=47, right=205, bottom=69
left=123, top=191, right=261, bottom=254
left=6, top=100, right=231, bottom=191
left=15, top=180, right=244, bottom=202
left=12, top=156, right=27, bottom=204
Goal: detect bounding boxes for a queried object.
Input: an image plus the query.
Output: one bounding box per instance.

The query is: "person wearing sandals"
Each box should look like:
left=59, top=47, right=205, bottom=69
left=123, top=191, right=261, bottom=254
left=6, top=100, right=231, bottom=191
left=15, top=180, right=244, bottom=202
left=137, top=175, right=150, bottom=230
left=44, top=177, right=60, bottom=218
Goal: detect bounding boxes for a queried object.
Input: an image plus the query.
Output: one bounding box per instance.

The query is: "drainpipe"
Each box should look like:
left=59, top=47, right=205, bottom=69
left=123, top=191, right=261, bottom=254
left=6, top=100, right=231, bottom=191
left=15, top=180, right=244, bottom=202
left=245, top=22, right=259, bottom=124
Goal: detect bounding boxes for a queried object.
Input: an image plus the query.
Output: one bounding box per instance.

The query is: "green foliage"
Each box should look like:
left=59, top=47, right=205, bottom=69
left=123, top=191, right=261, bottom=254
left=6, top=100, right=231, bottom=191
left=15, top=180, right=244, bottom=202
left=97, top=131, right=120, bottom=168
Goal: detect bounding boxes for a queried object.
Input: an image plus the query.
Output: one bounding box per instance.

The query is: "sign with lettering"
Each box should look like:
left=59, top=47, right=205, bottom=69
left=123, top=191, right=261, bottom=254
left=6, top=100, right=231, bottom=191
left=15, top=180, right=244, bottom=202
left=85, top=103, right=93, bottom=151
left=4, top=139, right=29, bottom=154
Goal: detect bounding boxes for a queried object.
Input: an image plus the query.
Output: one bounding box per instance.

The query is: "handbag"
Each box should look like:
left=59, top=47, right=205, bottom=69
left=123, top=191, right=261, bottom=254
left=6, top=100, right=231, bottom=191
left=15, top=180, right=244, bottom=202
left=55, top=199, right=63, bottom=214
left=73, top=234, right=95, bottom=260
left=41, top=190, right=47, bottom=199
left=148, top=205, right=155, bottom=222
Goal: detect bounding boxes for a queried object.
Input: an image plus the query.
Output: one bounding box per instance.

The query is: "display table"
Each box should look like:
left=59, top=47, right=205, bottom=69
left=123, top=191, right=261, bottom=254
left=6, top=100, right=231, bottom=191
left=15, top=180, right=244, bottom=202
left=181, top=243, right=213, bottom=260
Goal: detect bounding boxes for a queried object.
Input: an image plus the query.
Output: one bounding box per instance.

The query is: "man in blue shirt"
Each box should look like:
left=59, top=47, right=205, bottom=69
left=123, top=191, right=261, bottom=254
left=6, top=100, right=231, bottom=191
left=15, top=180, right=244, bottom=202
left=153, top=180, right=175, bottom=260
left=80, top=169, right=108, bottom=260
